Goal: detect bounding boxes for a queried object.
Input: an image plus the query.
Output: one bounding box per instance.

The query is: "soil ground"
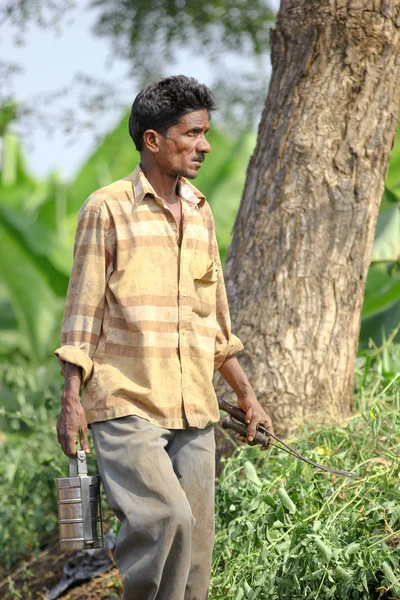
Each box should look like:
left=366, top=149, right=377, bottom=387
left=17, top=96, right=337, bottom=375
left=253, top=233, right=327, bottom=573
left=0, top=540, right=123, bottom=600
left=0, top=433, right=234, bottom=599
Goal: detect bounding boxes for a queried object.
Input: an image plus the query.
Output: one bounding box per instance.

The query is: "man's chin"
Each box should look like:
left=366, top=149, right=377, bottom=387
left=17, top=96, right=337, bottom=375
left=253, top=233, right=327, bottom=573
left=180, top=165, right=202, bottom=180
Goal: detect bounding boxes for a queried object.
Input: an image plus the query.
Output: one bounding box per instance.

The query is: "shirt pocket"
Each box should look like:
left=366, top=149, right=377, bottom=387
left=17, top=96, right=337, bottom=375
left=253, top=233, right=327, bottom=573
left=195, top=259, right=219, bottom=284
left=193, top=258, right=219, bottom=317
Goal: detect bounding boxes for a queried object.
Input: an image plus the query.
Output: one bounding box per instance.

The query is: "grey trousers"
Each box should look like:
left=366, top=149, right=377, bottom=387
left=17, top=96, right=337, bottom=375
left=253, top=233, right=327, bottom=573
left=91, top=415, right=216, bottom=600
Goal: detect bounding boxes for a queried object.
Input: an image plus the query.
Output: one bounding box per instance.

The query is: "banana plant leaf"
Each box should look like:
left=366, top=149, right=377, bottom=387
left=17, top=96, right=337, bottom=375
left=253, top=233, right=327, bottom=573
left=0, top=224, right=63, bottom=362
left=371, top=189, right=400, bottom=263
left=0, top=203, right=70, bottom=294
left=0, top=133, right=36, bottom=192
left=360, top=120, right=400, bottom=346
left=0, top=299, right=17, bottom=331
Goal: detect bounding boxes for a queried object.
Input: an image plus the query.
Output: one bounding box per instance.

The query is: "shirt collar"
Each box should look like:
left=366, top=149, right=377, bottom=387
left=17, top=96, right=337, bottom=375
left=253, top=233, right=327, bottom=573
left=130, top=164, right=205, bottom=210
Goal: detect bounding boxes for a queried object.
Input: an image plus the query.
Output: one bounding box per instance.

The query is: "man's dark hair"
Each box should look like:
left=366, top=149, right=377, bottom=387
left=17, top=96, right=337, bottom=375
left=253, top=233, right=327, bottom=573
left=129, top=75, right=217, bottom=151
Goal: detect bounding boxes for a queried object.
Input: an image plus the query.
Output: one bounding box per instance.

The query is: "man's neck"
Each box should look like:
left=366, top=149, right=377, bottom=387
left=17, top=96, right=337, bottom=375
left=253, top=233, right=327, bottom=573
left=140, top=161, right=179, bottom=206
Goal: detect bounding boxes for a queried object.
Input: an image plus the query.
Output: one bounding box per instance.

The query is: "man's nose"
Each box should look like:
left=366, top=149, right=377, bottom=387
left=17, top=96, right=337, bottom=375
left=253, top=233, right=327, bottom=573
left=197, top=135, right=211, bottom=154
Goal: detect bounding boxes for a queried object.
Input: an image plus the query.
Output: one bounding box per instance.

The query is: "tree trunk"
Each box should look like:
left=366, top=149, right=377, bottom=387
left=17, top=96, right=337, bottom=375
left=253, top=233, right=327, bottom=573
left=216, top=0, right=400, bottom=438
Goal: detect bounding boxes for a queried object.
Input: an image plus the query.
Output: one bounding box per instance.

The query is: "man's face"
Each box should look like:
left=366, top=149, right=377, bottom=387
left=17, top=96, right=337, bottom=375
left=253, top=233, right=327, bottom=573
left=155, top=109, right=211, bottom=179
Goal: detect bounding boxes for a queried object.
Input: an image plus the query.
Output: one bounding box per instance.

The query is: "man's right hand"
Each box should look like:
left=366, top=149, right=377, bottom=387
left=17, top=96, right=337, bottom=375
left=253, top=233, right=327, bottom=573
left=57, top=401, right=91, bottom=458
left=57, top=362, right=91, bottom=458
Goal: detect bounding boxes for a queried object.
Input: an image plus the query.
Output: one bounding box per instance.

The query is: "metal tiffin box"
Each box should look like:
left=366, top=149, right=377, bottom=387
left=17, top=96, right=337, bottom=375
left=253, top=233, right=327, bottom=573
left=56, top=450, right=104, bottom=550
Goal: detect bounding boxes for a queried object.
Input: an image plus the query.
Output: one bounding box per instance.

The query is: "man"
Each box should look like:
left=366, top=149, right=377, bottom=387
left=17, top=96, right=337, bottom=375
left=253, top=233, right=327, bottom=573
left=56, top=75, right=273, bottom=600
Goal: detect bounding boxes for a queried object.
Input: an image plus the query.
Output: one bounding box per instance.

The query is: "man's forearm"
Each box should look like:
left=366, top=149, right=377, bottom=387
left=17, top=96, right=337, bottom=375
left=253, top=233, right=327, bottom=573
left=218, top=355, right=253, bottom=398
left=58, top=362, right=90, bottom=456
left=218, top=355, right=274, bottom=443
left=62, top=362, right=82, bottom=403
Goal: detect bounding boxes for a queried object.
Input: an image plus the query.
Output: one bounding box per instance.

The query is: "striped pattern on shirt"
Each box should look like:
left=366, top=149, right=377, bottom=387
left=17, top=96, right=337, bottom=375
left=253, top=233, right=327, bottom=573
left=55, top=165, right=243, bottom=428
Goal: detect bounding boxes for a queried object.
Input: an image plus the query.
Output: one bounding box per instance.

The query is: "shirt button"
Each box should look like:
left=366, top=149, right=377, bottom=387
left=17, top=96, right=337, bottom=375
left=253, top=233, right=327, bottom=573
left=182, top=292, right=187, bottom=297
left=171, top=224, right=177, bottom=230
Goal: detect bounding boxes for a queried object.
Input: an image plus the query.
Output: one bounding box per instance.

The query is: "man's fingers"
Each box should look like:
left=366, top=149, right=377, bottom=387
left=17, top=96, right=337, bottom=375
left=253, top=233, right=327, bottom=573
left=245, top=406, right=257, bottom=442
left=249, top=415, right=273, bottom=446
left=58, top=424, right=79, bottom=458
left=246, top=406, right=253, bottom=425
left=259, top=419, right=273, bottom=449
left=247, top=414, right=258, bottom=442
left=80, top=427, right=91, bottom=454
left=264, top=417, right=274, bottom=435
left=57, top=403, right=90, bottom=458
left=262, top=418, right=275, bottom=439
left=66, top=436, right=78, bottom=458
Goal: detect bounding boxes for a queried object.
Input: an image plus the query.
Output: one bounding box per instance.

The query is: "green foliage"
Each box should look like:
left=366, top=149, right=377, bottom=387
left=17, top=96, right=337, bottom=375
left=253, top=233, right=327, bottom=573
left=358, top=120, right=400, bottom=347
left=0, top=1, right=74, bottom=31
left=385, top=129, right=400, bottom=194
left=0, top=357, right=61, bottom=432
left=0, top=224, right=63, bottom=363
left=0, top=430, right=62, bottom=578
left=91, top=0, right=275, bottom=67
left=361, top=262, right=400, bottom=349
left=0, top=360, right=64, bottom=577
left=211, top=348, right=400, bottom=599
left=372, top=189, right=400, bottom=263
left=0, top=132, right=72, bottom=360
left=0, top=133, right=35, bottom=190
left=0, top=103, right=18, bottom=137
left=88, top=3, right=276, bottom=129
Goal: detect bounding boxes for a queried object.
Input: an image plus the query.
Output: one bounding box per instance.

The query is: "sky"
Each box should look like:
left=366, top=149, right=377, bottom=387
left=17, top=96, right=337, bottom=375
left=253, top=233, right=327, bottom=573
left=2, top=1, right=279, bottom=181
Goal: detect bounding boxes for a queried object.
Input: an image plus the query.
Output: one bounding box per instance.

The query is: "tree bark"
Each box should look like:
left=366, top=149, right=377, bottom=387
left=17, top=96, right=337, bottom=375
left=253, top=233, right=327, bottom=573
left=216, top=0, right=400, bottom=438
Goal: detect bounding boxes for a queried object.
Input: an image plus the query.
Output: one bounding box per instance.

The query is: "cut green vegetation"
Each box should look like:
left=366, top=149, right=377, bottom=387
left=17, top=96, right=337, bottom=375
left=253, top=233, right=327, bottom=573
left=211, top=344, right=400, bottom=599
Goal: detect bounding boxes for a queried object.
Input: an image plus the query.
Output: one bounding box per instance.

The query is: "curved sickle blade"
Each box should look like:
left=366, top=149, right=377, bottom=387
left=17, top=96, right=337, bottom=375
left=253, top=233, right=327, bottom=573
left=219, top=398, right=360, bottom=480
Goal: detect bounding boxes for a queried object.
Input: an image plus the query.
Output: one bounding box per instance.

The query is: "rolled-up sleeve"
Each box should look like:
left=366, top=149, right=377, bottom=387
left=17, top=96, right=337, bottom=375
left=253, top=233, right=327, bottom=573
left=55, top=205, right=110, bottom=384
left=213, top=250, right=244, bottom=371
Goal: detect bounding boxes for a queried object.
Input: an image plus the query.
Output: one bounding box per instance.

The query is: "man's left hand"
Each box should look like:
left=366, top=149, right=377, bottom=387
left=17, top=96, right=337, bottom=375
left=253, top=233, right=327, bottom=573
left=217, top=355, right=274, bottom=449
left=237, top=392, right=274, bottom=449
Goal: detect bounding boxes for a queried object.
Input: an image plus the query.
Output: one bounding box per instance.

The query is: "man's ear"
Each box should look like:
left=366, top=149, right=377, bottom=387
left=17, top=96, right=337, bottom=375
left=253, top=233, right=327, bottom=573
left=143, top=129, right=162, bottom=153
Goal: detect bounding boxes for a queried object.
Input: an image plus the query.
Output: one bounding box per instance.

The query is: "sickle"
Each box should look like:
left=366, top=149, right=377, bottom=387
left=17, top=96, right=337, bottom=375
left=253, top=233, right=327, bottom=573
left=218, top=397, right=360, bottom=480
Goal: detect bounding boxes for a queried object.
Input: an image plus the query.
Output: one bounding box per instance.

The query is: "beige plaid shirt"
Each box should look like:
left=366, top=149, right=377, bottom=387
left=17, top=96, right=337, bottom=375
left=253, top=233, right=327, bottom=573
left=55, top=165, right=243, bottom=428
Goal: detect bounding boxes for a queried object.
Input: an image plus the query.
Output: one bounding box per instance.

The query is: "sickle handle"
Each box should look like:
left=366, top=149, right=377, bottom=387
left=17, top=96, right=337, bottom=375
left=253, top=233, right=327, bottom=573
left=218, top=397, right=248, bottom=426
left=222, top=416, right=270, bottom=447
